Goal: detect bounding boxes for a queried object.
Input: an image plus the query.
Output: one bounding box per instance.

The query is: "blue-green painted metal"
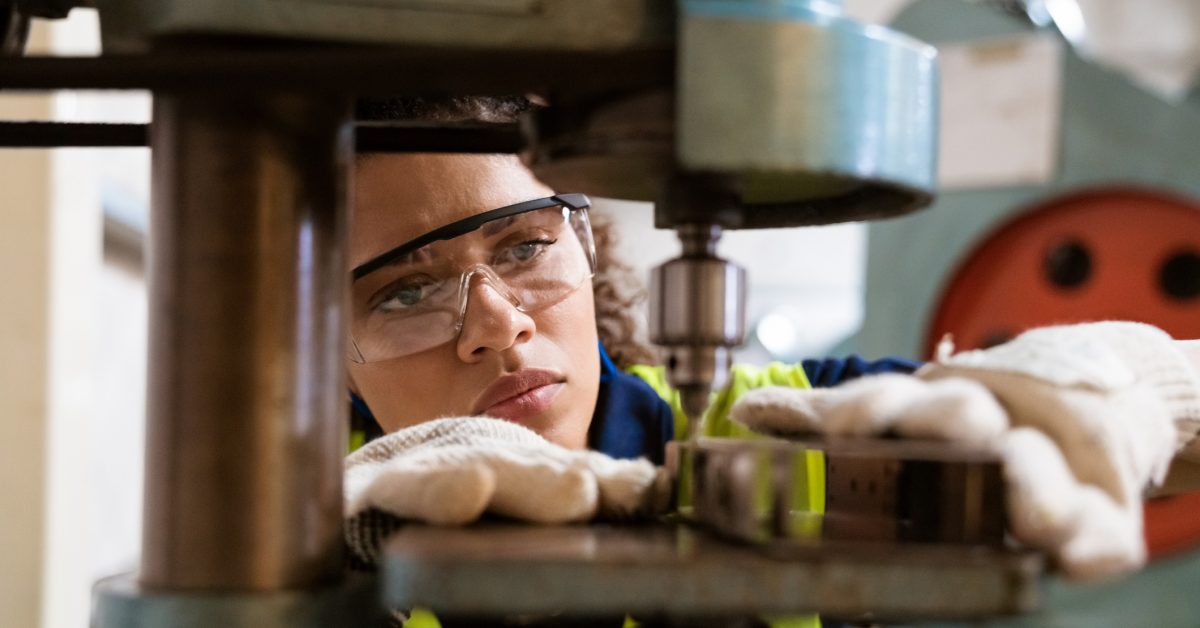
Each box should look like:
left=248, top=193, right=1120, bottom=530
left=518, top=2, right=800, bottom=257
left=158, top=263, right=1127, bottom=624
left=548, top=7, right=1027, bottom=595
left=679, top=0, right=939, bottom=222
left=856, top=0, right=1200, bottom=360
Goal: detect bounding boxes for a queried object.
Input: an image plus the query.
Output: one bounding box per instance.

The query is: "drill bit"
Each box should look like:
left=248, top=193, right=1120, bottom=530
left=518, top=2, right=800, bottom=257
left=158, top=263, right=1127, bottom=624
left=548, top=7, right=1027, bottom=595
left=678, top=384, right=712, bottom=440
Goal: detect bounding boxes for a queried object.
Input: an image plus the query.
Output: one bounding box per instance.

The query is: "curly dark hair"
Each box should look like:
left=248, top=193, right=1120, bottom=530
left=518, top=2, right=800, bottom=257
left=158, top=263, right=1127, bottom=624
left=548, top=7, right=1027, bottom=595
left=354, top=95, right=659, bottom=369
left=588, top=212, right=660, bottom=368
left=355, top=95, right=535, bottom=125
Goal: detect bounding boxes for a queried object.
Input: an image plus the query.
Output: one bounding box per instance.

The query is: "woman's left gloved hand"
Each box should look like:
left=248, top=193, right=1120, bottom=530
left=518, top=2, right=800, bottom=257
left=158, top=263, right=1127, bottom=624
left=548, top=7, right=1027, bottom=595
left=730, top=322, right=1200, bottom=581
left=346, top=416, right=671, bottom=524
left=344, top=416, right=671, bottom=568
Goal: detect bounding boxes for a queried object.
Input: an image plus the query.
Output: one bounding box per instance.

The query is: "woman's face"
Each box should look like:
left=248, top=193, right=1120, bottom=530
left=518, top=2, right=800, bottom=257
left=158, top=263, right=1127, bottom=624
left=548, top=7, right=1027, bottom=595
left=347, top=153, right=600, bottom=448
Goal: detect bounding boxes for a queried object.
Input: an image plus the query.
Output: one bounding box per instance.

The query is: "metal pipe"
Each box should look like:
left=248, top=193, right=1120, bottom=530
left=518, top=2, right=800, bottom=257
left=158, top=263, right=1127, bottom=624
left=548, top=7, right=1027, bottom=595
left=0, top=47, right=673, bottom=92
left=0, top=121, right=523, bottom=152
left=142, top=93, right=351, bottom=590
left=0, top=121, right=147, bottom=147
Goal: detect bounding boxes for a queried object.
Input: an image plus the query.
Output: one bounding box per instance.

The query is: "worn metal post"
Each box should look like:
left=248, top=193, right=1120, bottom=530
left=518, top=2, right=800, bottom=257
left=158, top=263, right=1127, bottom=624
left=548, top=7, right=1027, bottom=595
left=141, top=93, right=350, bottom=590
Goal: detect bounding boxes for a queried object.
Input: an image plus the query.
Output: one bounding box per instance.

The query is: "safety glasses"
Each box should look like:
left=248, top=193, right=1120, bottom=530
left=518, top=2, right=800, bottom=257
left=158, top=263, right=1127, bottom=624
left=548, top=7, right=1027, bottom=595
left=348, top=194, right=595, bottom=363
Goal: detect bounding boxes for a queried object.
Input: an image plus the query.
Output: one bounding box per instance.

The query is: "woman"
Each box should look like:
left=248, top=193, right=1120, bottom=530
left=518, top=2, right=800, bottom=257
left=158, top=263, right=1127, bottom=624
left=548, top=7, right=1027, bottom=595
left=342, top=97, right=1200, bottom=605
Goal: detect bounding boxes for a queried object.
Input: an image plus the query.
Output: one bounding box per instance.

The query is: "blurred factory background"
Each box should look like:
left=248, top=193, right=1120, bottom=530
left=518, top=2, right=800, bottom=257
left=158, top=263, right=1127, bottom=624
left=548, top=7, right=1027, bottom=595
left=1, top=0, right=1198, bottom=627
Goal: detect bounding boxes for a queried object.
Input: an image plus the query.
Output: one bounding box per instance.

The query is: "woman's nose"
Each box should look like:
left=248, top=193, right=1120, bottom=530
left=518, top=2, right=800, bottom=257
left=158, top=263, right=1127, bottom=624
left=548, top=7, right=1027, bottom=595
left=455, top=277, right=536, bottom=362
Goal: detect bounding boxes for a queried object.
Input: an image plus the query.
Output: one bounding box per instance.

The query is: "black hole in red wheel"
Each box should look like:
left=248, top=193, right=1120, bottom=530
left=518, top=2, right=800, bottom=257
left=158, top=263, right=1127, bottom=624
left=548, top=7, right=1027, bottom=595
left=1044, top=240, right=1092, bottom=290
left=1160, top=250, right=1200, bottom=302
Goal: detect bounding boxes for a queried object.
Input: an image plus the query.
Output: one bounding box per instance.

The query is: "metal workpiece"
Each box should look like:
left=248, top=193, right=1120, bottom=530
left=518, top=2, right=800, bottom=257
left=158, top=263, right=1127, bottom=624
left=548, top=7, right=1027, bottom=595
left=93, top=573, right=384, bottom=628
left=140, top=93, right=351, bottom=591
left=675, top=438, right=1008, bottom=549
left=381, top=524, right=1042, bottom=622
left=676, top=0, right=938, bottom=226
left=648, top=224, right=747, bottom=422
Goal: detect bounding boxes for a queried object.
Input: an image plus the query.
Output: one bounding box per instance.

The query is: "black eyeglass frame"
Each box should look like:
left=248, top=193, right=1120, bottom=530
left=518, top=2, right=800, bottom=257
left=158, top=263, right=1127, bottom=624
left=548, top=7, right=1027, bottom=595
left=351, top=193, right=592, bottom=281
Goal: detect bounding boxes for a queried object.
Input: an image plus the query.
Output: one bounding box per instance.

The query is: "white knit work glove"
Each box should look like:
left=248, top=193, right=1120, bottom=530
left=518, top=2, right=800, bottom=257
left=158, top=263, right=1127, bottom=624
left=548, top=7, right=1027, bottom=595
left=345, top=416, right=670, bottom=525
left=730, top=322, right=1200, bottom=581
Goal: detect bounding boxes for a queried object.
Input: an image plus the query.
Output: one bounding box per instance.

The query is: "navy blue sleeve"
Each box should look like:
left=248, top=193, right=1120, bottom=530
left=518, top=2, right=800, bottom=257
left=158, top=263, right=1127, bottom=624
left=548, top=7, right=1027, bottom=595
left=801, top=355, right=924, bottom=388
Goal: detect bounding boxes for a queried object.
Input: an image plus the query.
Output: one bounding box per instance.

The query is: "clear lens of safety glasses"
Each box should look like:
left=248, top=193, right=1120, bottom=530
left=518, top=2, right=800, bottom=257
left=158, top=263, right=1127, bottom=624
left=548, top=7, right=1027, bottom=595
left=348, top=199, right=595, bottom=363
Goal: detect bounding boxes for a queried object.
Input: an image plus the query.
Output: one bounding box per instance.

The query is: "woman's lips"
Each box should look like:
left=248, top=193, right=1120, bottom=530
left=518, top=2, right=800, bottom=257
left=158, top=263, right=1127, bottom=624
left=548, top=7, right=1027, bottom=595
left=481, top=382, right=564, bottom=421
left=472, top=368, right=565, bottom=421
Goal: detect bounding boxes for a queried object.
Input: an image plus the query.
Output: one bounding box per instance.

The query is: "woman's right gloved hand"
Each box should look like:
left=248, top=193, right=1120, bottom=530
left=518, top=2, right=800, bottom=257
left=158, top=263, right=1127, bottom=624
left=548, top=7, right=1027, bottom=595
left=729, top=322, right=1200, bottom=581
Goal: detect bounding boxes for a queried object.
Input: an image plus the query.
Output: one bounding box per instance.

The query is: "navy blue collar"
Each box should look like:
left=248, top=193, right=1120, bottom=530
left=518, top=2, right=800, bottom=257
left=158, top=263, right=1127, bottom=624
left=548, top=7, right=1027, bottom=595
left=588, top=343, right=675, bottom=464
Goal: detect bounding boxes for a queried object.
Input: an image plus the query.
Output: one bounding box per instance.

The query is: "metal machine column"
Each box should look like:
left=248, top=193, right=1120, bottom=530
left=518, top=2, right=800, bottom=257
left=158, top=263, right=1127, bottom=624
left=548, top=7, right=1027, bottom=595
left=92, top=92, right=370, bottom=628
left=141, top=93, right=350, bottom=590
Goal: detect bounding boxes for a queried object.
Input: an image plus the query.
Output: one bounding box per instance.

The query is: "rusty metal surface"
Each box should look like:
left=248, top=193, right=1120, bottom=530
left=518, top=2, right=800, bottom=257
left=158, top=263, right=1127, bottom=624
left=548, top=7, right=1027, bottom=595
left=140, top=93, right=350, bottom=590
left=382, top=523, right=1042, bottom=623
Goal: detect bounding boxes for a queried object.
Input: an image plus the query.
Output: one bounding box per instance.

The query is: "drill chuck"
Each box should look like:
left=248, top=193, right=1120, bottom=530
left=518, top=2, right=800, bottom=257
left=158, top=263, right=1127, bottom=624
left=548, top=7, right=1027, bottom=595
left=649, top=224, right=747, bottom=429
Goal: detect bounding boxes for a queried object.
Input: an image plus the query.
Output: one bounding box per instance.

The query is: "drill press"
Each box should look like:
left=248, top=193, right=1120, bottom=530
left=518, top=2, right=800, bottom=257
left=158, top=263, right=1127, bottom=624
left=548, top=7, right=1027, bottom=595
left=0, top=1, right=962, bottom=625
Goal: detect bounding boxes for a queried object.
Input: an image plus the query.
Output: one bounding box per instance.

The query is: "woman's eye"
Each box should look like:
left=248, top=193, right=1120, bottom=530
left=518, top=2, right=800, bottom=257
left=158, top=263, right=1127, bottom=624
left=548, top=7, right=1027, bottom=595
left=376, top=278, right=437, bottom=312
left=502, top=238, right=556, bottom=264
